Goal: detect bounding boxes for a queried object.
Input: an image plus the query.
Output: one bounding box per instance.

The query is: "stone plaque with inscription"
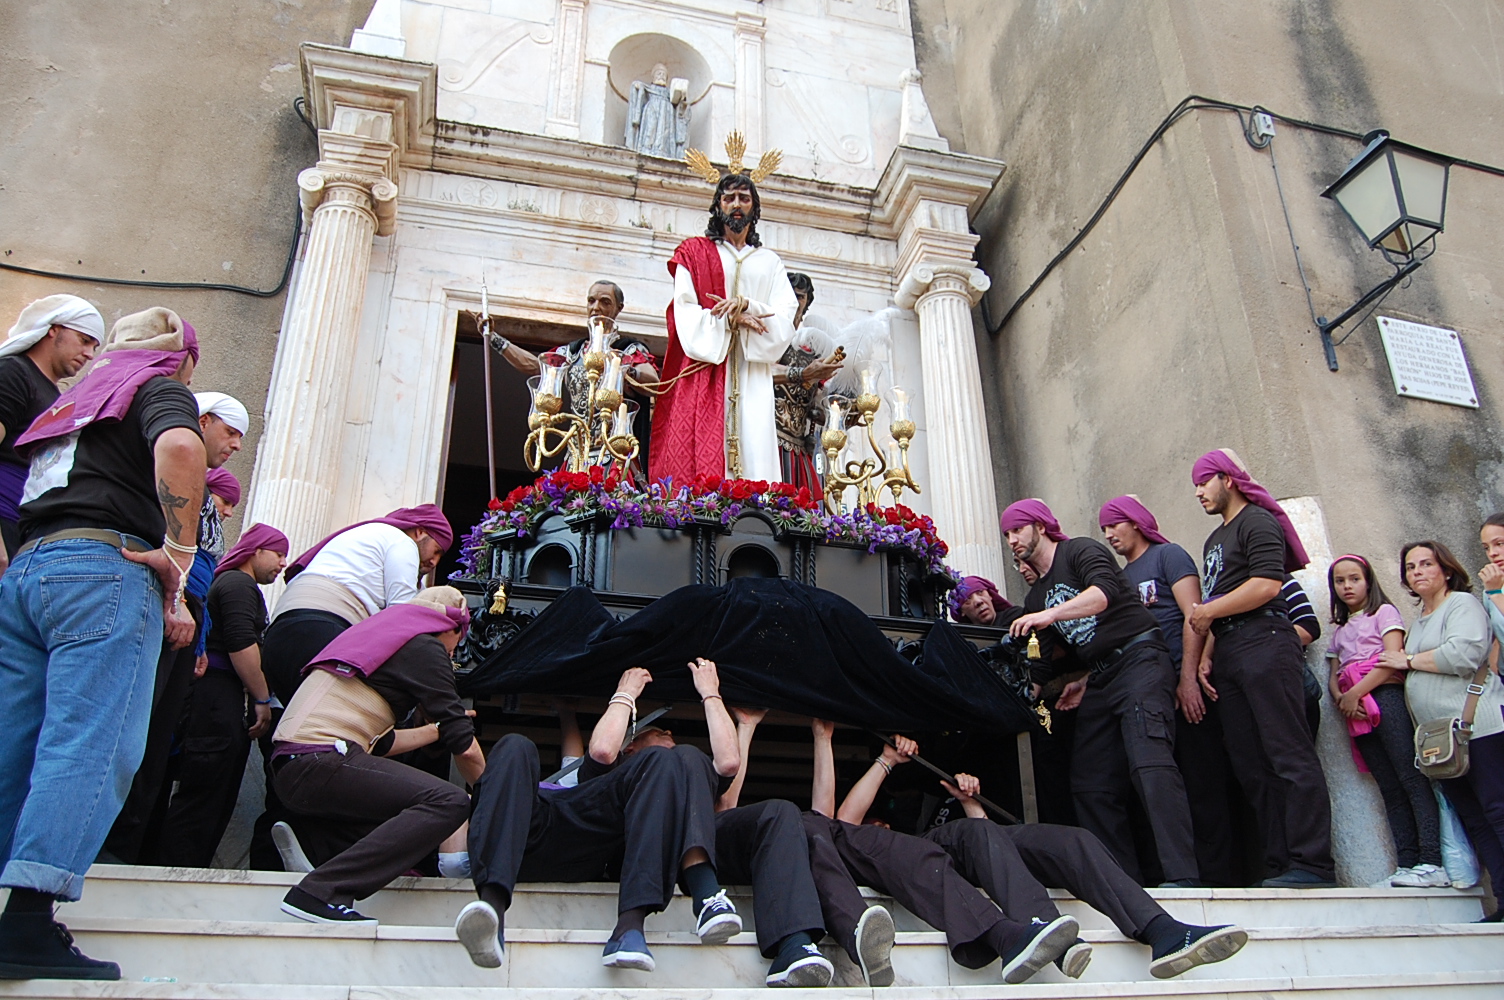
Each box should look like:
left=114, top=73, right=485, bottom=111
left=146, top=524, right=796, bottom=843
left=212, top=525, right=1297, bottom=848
left=1376, top=316, right=1478, bottom=409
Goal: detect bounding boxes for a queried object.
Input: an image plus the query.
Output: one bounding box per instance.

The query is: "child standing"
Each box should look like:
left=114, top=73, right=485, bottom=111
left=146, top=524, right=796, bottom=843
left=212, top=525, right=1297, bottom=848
left=1327, top=554, right=1446, bottom=887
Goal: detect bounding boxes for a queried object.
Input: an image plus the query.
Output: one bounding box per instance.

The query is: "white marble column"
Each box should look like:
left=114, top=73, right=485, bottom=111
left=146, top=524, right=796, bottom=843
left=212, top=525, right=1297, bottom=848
left=898, top=262, right=1006, bottom=585
left=246, top=117, right=398, bottom=556
left=545, top=0, right=588, bottom=139
left=734, top=13, right=766, bottom=152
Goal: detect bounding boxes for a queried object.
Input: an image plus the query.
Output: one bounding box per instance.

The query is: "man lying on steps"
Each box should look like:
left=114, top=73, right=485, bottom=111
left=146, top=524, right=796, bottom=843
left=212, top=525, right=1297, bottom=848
left=843, top=733, right=1249, bottom=981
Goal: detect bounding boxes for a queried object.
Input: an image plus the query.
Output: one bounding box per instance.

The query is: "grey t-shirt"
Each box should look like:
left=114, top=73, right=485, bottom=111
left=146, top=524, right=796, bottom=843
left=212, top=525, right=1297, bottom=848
left=1122, top=542, right=1198, bottom=664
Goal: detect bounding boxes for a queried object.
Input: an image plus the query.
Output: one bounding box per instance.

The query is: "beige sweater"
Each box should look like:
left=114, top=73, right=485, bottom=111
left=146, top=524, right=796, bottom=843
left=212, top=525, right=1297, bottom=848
left=1404, top=591, right=1504, bottom=740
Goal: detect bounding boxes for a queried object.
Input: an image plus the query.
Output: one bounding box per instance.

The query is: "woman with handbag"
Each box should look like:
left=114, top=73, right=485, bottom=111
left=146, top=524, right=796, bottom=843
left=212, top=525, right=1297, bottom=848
left=1379, top=541, right=1504, bottom=918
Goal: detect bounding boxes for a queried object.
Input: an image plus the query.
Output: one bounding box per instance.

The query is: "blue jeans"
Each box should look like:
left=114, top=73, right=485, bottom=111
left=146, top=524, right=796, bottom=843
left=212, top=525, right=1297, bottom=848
left=0, top=538, right=162, bottom=900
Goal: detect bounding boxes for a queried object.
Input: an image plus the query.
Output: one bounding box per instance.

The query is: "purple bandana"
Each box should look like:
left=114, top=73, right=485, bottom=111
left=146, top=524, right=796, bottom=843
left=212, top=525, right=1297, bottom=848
left=305, top=602, right=471, bottom=678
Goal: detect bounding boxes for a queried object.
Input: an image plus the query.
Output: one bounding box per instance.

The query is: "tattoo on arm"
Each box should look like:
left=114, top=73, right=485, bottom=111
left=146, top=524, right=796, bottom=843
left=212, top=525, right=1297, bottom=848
left=157, top=478, right=191, bottom=540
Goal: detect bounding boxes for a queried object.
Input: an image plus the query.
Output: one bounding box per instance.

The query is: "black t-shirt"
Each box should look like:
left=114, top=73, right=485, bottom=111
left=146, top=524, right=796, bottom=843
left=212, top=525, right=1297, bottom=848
left=18, top=376, right=201, bottom=545
left=206, top=569, right=268, bottom=656
left=0, top=355, right=58, bottom=468
left=1122, top=542, right=1199, bottom=664
left=1200, top=504, right=1288, bottom=615
left=1024, top=536, right=1158, bottom=663
left=366, top=634, right=475, bottom=756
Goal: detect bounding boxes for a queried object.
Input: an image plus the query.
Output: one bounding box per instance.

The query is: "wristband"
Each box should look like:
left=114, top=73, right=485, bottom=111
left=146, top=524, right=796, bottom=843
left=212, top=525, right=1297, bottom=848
left=701, top=693, right=723, bottom=704
left=163, top=536, right=198, bottom=555
left=609, top=692, right=637, bottom=709
left=874, top=757, right=893, bottom=775
left=254, top=697, right=274, bottom=706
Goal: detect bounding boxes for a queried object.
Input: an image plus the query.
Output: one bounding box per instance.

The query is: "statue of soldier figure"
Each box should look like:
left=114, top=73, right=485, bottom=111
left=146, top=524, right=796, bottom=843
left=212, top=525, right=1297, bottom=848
left=626, top=63, right=690, bottom=159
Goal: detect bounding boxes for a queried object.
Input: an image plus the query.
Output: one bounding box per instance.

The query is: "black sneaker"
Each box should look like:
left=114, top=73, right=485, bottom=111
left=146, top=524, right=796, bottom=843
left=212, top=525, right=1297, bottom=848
left=1055, top=938, right=1093, bottom=979
left=1260, top=869, right=1336, bottom=889
left=0, top=911, right=120, bottom=980
left=1158, top=879, right=1205, bottom=888
left=694, top=889, right=742, bottom=945
left=855, top=904, right=895, bottom=987
left=1149, top=924, right=1248, bottom=979
left=766, top=942, right=833, bottom=987
left=280, top=886, right=377, bottom=924
left=1000, top=915, right=1078, bottom=985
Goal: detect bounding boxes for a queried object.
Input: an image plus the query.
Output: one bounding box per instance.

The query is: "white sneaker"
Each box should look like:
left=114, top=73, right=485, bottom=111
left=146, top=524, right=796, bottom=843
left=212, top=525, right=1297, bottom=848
left=271, top=821, right=314, bottom=874
left=1391, top=864, right=1450, bottom=888
left=855, top=905, right=895, bottom=987
left=456, top=901, right=504, bottom=968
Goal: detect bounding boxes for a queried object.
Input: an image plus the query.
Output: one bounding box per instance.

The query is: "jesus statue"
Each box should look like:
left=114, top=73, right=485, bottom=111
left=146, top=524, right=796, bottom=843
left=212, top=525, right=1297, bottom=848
left=649, top=158, right=798, bottom=485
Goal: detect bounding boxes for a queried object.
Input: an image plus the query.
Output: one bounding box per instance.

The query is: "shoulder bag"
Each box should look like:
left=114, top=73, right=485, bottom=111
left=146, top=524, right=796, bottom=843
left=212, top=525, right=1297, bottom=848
left=1414, top=659, right=1495, bottom=780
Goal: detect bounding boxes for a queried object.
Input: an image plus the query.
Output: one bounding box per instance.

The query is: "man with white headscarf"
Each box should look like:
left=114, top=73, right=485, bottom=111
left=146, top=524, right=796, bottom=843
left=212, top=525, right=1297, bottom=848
left=0, top=295, right=104, bottom=568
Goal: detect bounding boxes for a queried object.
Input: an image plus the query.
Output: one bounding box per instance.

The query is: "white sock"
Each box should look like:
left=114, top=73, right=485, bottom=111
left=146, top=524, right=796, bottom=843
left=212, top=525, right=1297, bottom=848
left=438, top=852, right=472, bottom=879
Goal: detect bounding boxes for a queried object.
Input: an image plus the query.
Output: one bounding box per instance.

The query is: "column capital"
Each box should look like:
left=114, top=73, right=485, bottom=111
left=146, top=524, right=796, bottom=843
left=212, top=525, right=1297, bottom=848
left=298, top=168, right=399, bottom=235
left=875, top=143, right=1005, bottom=281
left=896, top=262, right=990, bottom=310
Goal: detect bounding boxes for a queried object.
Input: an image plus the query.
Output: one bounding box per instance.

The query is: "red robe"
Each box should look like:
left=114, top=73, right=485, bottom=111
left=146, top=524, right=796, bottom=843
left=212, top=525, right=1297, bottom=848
left=649, top=237, right=727, bottom=486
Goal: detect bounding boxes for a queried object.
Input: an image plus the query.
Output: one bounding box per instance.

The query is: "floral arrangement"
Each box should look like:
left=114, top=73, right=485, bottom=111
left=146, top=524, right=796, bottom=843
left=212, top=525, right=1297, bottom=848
left=453, top=468, right=957, bottom=581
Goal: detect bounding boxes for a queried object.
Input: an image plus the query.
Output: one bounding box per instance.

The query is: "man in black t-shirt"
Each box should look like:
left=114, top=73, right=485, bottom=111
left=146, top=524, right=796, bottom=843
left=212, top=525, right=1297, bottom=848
left=157, top=523, right=290, bottom=868
left=1188, top=450, right=1334, bottom=888
left=0, top=295, right=103, bottom=569
left=0, top=307, right=204, bottom=980
left=1100, top=495, right=1240, bottom=887
left=1001, top=499, right=1198, bottom=887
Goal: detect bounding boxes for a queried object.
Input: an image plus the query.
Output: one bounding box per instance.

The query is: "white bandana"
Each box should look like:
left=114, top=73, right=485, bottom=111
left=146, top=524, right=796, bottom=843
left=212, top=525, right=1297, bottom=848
left=194, top=391, right=250, bottom=435
left=1, top=295, right=105, bottom=359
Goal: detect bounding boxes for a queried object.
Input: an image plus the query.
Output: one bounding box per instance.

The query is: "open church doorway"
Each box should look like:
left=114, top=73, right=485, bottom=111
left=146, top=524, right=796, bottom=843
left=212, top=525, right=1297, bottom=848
left=436, top=311, right=584, bottom=583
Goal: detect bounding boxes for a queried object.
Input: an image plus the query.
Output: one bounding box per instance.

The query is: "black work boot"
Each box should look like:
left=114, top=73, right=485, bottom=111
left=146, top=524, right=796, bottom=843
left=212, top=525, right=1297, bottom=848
left=0, top=910, right=121, bottom=980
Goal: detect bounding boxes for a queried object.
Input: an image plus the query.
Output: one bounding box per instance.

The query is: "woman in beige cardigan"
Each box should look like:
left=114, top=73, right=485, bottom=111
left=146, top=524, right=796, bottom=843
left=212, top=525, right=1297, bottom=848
left=1378, top=541, right=1504, bottom=920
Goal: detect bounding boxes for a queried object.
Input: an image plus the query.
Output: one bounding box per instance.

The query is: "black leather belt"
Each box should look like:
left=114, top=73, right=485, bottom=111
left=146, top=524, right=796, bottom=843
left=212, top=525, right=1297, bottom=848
left=16, top=528, right=151, bottom=555
left=1092, top=628, right=1161, bottom=674
left=1211, top=607, right=1287, bottom=638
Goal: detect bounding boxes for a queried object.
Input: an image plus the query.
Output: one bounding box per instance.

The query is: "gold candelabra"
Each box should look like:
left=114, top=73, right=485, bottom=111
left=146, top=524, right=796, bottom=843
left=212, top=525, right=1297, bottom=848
left=821, top=366, right=922, bottom=514
left=523, top=315, right=641, bottom=475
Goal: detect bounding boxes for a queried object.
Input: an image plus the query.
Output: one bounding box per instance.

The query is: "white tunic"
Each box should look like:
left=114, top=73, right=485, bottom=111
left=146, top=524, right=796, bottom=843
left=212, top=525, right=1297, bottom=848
left=671, top=241, right=798, bottom=481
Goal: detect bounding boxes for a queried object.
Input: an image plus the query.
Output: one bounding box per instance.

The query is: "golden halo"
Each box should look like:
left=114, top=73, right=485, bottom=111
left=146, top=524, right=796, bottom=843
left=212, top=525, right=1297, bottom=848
left=683, top=130, right=782, bottom=186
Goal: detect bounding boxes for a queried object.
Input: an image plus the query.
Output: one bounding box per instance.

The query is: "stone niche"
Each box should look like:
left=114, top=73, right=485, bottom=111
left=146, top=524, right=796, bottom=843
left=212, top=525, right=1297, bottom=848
left=604, top=33, right=713, bottom=156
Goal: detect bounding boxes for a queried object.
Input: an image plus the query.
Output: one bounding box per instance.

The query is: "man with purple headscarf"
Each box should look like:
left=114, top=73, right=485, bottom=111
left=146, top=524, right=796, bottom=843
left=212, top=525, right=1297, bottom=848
left=269, top=587, right=483, bottom=924
left=1189, top=449, right=1334, bottom=889
left=1000, top=499, right=1199, bottom=888
left=261, top=504, right=454, bottom=706
left=1099, top=495, right=1237, bottom=887
left=156, top=523, right=289, bottom=868
left=0, top=307, right=206, bottom=979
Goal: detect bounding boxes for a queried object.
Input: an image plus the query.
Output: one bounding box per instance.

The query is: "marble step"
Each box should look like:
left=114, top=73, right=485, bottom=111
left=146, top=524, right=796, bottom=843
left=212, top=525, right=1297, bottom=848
left=61, top=865, right=1488, bottom=932
left=52, top=914, right=1504, bottom=990
left=2, top=973, right=1504, bottom=1000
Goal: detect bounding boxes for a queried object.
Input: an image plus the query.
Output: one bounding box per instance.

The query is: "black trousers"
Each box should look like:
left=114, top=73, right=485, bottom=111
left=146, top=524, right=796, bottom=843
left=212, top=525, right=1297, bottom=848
left=274, top=747, right=469, bottom=906
left=1070, top=642, right=1199, bottom=883
left=1354, top=683, right=1442, bottom=869
left=1211, top=617, right=1335, bottom=881
left=713, top=801, right=825, bottom=957
left=924, top=818, right=1165, bottom=940
left=0, top=517, right=18, bottom=560
left=1440, top=731, right=1504, bottom=892
left=156, top=669, right=253, bottom=868
left=261, top=609, right=351, bottom=705
left=103, top=593, right=203, bottom=864
left=801, top=811, right=1018, bottom=970
left=469, top=734, right=717, bottom=915
left=1174, top=698, right=1242, bottom=886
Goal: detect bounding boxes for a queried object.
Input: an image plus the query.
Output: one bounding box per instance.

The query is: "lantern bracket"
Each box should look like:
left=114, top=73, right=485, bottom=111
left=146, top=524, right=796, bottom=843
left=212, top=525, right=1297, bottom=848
left=1316, top=256, right=1423, bottom=372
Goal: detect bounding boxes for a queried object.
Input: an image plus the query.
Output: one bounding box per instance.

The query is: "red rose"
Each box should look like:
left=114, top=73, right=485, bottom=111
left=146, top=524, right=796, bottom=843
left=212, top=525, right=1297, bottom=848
left=730, top=481, right=754, bottom=500
left=590, top=465, right=605, bottom=485
left=499, top=500, right=516, bottom=512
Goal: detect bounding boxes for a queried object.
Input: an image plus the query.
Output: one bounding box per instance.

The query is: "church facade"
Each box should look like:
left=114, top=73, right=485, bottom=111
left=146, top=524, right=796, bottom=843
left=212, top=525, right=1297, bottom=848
left=242, top=0, right=1011, bottom=587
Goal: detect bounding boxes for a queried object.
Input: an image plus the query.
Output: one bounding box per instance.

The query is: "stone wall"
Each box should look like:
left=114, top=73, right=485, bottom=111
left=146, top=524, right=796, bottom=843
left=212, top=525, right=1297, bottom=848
left=911, top=0, right=1504, bottom=884
left=0, top=0, right=375, bottom=511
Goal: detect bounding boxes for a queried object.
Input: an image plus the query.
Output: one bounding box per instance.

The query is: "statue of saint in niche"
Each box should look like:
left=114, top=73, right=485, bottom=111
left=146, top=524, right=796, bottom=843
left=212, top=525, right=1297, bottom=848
left=626, top=62, right=690, bottom=159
